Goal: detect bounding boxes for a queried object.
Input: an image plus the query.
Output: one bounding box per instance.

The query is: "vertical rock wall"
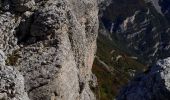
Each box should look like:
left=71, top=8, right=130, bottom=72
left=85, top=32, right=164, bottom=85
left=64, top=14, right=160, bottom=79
left=0, top=0, right=99, bottom=100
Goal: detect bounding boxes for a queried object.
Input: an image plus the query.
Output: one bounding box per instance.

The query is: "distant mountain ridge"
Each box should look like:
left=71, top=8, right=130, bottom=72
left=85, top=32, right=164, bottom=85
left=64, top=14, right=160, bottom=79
left=100, top=0, right=170, bottom=64
left=93, top=0, right=170, bottom=99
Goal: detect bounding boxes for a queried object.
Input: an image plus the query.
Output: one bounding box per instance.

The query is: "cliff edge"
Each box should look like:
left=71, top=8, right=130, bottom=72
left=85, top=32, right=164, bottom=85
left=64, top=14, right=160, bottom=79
left=0, top=0, right=99, bottom=100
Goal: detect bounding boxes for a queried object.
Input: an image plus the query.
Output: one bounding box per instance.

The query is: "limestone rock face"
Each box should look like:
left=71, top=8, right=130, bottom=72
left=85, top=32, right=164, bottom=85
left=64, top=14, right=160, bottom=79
left=0, top=50, right=29, bottom=100
left=117, top=57, right=170, bottom=100
left=0, top=0, right=35, bottom=12
left=11, top=0, right=35, bottom=12
left=0, top=65, right=30, bottom=100
left=0, top=50, right=6, bottom=65
left=0, top=12, right=20, bottom=55
left=0, top=0, right=99, bottom=100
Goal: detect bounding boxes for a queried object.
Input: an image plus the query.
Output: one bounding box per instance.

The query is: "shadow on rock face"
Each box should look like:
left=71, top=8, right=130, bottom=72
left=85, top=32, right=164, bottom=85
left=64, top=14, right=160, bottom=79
left=159, top=0, right=170, bottom=21
left=0, top=0, right=35, bottom=12
left=15, top=10, right=59, bottom=45
left=117, top=57, right=170, bottom=100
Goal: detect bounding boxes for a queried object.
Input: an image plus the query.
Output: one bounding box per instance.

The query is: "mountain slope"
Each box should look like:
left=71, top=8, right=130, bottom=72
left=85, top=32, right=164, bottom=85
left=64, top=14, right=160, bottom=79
left=93, top=0, right=170, bottom=99
left=93, top=33, right=146, bottom=100
left=101, top=0, right=170, bottom=64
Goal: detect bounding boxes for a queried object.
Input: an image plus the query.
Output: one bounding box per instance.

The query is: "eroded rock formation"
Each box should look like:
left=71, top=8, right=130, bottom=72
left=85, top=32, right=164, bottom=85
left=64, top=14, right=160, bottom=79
left=0, top=0, right=99, bottom=100
left=0, top=50, right=29, bottom=100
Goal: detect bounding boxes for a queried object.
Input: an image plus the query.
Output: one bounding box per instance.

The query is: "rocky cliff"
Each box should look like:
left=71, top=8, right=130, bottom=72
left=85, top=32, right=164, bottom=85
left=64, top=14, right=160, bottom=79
left=117, top=57, right=170, bottom=100
left=0, top=0, right=99, bottom=100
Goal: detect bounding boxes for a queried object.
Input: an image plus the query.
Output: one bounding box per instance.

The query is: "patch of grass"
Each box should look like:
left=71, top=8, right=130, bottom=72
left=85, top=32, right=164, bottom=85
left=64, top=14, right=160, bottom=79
left=6, top=50, right=20, bottom=66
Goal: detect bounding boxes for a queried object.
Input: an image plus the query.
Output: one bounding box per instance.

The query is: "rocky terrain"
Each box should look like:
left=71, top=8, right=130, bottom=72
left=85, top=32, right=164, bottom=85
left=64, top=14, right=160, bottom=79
left=117, top=57, right=170, bottom=100
left=0, top=0, right=170, bottom=100
left=0, top=0, right=99, bottom=100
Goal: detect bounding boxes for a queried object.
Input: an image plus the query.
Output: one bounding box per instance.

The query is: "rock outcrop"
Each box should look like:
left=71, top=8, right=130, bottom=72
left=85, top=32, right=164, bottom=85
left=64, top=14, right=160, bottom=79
left=117, top=57, right=170, bottom=100
left=0, top=50, right=29, bottom=100
left=0, top=0, right=99, bottom=100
